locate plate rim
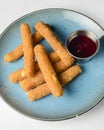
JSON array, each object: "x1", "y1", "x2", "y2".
[{"x1": 0, "y1": 8, "x2": 104, "y2": 121}]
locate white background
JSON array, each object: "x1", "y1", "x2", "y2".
[{"x1": 0, "y1": 0, "x2": 104, "y2": 130}]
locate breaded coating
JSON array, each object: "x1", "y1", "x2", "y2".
[
  {"x1": 34, "y1": 44, "x2": 63, "y2": 97},
  {"x1": 20, "y1": 23, "x2": 35, "y2": 77},
  {"x1": 35, "y1": 21, "x2": 74, "y2": 67}
]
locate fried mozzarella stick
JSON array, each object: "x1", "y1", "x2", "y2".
[
  {"x1": 35, "y1": 21, "x2": 74, "y2": 66},
  {"x1": 4, "y1": 31, "x2": 43, "y2": 62},
  {"x1": 27, "y1": 65, "x2": 82, "y2": 101},
  {"x1": 35, "y1": 44, "x2": 63, "y2": 97},
  {"x1": 48, "y1": 51, "x2": 60, "y2": 63},
  {"x1": 20, "y1": 23, "x2": 35, "y2": 77}
]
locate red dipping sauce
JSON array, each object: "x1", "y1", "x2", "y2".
[{"x1": 68, "y1": 36, "x2": 97, "y2": 58}]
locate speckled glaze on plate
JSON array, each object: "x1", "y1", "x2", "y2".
[{"x1": 0, "y1": 8, "x2": 104, "y2": 121}]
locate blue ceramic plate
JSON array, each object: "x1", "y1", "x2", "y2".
[{"x1": 0, "y1": 8, "x2": 104, "y2": 121}]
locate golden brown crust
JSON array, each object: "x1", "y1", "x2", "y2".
[
  {"x1": 34, "y1": 44, "x2": 63, "y2": 97},
  {"x1": 20, "y1": 71, "x2": 45, "y2": 91},
  {"x1": 35, "y1": 21, "x2": 75, "y2": 67},
  {"x1": 32, "y1": 31, "x2": 43, "y2": 43},
  {"x1": 48, "y1": 51, "x2": 60, "y2": 63},
  {"x1": 9, "y1": 68, "x2": 23, "y2": 83},
  {"x1": 4, "y1": 44, "x2": 23, "y2": 62},
  {"x1": 27, "y1": 83, "x2": 50, "y2": 101},
  {"x1": 20, "y1": 23, "x2": 35, "y2": 77},
  {"x1": 58, "y1": 65, "x2": 82, "y2": 85}
]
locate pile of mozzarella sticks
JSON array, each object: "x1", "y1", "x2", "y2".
[{"x1": 4, "y1": 21, "x2": 82, "y2": 101}]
